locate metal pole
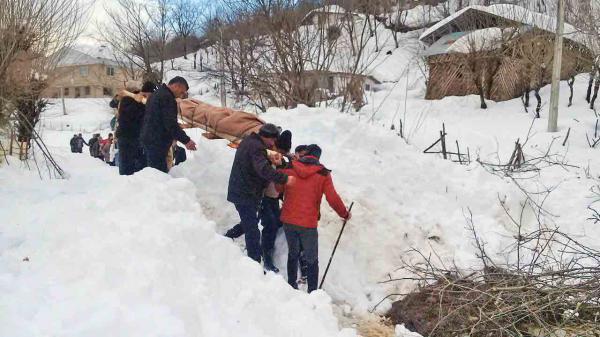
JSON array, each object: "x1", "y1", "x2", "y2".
[
  {"x1": 219, "y1": 24, "x2": 227, "y2": 108},
  {"x1": 548, "y1": 0, "x2": 565, "y2": 132}
]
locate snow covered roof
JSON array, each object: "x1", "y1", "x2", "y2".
[
  {"x1": 419, "y1": 4, "x2": 586, "y2": 47},
  {"x1": 57, "y1": 45, "x2": 121, "y2": 67},
  {"x1": 423, "y1": 27, "x2": 516, "y2": 56},
  {"x1": 311, "y1": 5, "x2": 346, "y2": 15}
]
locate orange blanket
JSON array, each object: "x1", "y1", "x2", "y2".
[{"x1": 178, "y1": 99, "x2": 265, "y2": 143}]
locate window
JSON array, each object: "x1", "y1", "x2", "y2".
[
  {"x1": 106, "y1": 66, "x2": 115, "y2": 76},
  {"x1": 79, "y1": 66, "x2": 89, "y2": 77},
  {"x1": 365, "y1": 84, "x2": 371, "y2": 91},
  {"x1": 75, "y1": 87, "x2": 81, "y2": 98},
  {"x1": 328, "y1": 76, "x2": 334, "y2": 92},
  {"x1": 103, "y1": 87, "x2": 113, "y2": 96},
  {"x1": 64, "y1": 87, "x2": 69, "y2": 96},
  {"x1": 84, "y1": 86, "x2": 91, "y2": 96}
]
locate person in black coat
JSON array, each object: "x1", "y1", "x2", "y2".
[
  {"x1": 69, "y1": 134, "x2": 77, "y2": 153},
  {"x1": 140, "y1": 76, "x2": 197, "y2": 173},
  {"x1": 74, "y1": 133, "x2": 87, "y2": 153},
  {"x1": 117, "y1": 81, "x2": 156, "y2": 175},
  {"x1": 226, "y1": 124, "x2": 288, "y2": 264}
]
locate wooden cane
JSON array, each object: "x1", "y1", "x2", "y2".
[{"x1": 319, "y1": 201, "x2": 355, "y2": 290}]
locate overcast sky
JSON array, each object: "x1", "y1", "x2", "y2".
[{"x1": 79, "y1": 0, "x2": 213, "y2": 45}]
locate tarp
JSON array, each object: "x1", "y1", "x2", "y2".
[{"x1": 177, "y1": 99, "x2": 265, "y2": 143}]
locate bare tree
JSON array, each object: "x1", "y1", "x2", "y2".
[
  {"x1": 1, "y1": 0, "x2": 86, "y2": 161},
  {"x1": 170, "y1": 0, "x2": 204, "y2": 59},
  {"x1": 99, "y1": 0, "x2": 171, "y2": 83}
]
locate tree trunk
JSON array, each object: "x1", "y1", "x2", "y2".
[
  {"x1": 591, "y1": 79, "x2": 600, "y2": 110},
  {"x1": 523, "y1": 88, "x2": 530, "y2": 108},
  {"x1": 568, "y1": 76, "x2": 575, "y2": 107},
  {"x1": 193, "y1": 52, "x2": 197, "y2": 69},
  {"x1": 478, "y1": 84, "x2": 487, "y2": 109},
  {"x1": 183, "y1": 36, "x2": 188, "y2": 59},
  {"x1": 586, "y1": 72, "x2": 594, "y2": 102},
  {"x1": 535, "y1": 88, "x2": 542, "y2": 118}
]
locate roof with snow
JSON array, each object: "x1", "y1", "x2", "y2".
[
  {"x1": 56, "y1": 45, "x2": 121, "y2": 67},
  {"x1": 423, "y1": 27, "x2": 520, "y2": 56},
  {"x1": 311, "y1": 5, "x2": 346, "y2": 15},
  {"x1": 419, "y1": 4, "x2": 586, "y2": 47}
]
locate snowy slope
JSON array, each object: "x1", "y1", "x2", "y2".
[
  {"x1": 0, "y1": 139, "x2": 356, "y2": 337},
  {"x1": 162, "y1": 30, "x2": 600, "y2": 317}
]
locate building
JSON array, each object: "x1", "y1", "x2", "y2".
[
  {"x1": 44, "y1": 45, "x2": 134, "y2": 99},
  {"x1": 301, "y1": 5, "x2": 356, "y2": 27},
  {"x1": 419, "y1": 4, "x2": 591, "y2": 102}
]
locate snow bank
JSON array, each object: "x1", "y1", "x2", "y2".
[
  {"x1": 40, "y1": 98, "x2": 114, "y2": 133},
  {"x1": 0, "y1": 152, "x2": 355, "y2": 337}
]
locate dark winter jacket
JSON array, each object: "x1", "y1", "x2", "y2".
[
  {"x1": 74, "y1": 135, "x2": 86, "y2": 150},
  {"x1": 140, "y1": 84, "x2": 190, "y2": 148},
  {"x1": 69, "y1": 136, "x2": 77, "y2": 152},
  {"x1": 88, "y1": 137, "x2": 98, "y2": 156},
  {"x1": 227, "y1": 133, "x2": 288, "y2": 206},
  {"x1": 277, "y1": 156, "x2": 348, "y2": 229},
  {"x1": 116, "y1": 96, "x2": 145, "y2": 139}
]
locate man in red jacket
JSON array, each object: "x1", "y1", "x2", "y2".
[{"x1": 277, "y1": 144, "x2": 350, "y2": 292}]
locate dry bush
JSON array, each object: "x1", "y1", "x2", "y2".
[{"x1": 385, "y1": 211, "x2": 600, "y2": 337}]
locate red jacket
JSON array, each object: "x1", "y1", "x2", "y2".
[{"x1": 278, "y1": 157, "x2": 348, "y2": 228}]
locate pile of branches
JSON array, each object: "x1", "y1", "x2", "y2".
[{"x1": 387, "y1": 222, "x2": 600, "y2": 337}]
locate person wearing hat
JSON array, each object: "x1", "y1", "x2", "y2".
[
  {"x1": 226, "y1": 123, "x2": 289, "y2": 264},
  {"x1": 117, "y1": 81, "x2": 157, "y2": 175},
  {"x1": 141, "y1": 76, "x2": 197, "y2": 173},
  {"x1": 276, "y1": 144, "x2": 351, "y2": 293}
]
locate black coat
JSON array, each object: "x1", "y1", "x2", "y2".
[
  {"x1": 227, "y1": 133, "x2": 288, "y2": 206},
  {"x1": 117, "y1": 97, "x2": 145, "y2": 139},
  {"x1": 74, "y1": 135, "x2": 86, "y2": 149},
  {"x1": 140, "y1": 84, "x2": 190, "y2": 148}
]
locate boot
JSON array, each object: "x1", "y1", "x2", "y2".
[
  {"x1": 224, "y1": 224, "x2": 244, "y2": 239},
  {"x1": 263, "y1": 249, "x2": 279, "y2": 273}
]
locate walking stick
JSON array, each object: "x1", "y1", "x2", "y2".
[{"x1": 319, "y1": 201, "x2": 354, "y2": 289}]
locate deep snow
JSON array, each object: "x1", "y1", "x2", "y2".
[
  {"x1": 0, "y1": 148, "x2": 357, "y2": 337},
  {"x1": 4, "y1": 6, "x2": 600, "y2": 334}
]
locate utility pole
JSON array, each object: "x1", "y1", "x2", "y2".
[
  {"x1": 548, "y1": 0, "x2": 565, "y2": 132},
  {"x1": 219, "y1": 22, "x2": 226, "y2": 108}
]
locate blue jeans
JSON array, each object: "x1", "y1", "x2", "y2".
[
  {"x1": 235, "y1": 203, "x2": 261, "y2": 263},
  {"x1": 284, "y1": 223, "x2": 319, "y2": 292}
]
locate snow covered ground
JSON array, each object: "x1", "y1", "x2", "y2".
[
  {"x1": 0, "y1": 130, "x2": 357, "y2": 337},
  {"x1": 3, "y1": 12, "x2": 600, "y2": 335}
]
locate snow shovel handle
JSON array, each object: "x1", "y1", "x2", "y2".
[{"x1": 319, "y1": 201, "x2": 355, "y2": 290}]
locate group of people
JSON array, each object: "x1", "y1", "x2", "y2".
[
  {"x1": 79, "y1": 75, "x2": 351, "y2": 293},
  {"x1": 113, "y1": 77, "x2": 194, "y2": 175},
  {"x1": 71, "y1": 78, "x2": 191, "y2": 174},
  {"x1": 223, "y1": 123, "x2": 351, "y2": 293},
  {"x1": 70, "y1": 132, "x2": 116, "y2": 165}
]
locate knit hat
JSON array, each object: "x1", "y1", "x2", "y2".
[
  {"x1": 258, "y1": 123, "x2": 280, "y2": 139},
  {"x1": 276, "y1": 130, "x2": 292, "y2": 152},
  {"x1": 141, "y1": 81, "x2": 157, "y2": 93},
  {"x1": 295, "y1": 145, "x2": 308, "y2": 154},
  {"x1": 305, "y1": 144, "x2": 322, "y2": 159}
]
